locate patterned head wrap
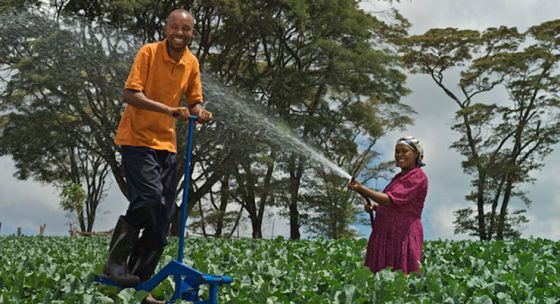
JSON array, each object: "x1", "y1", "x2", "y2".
[{"x1": 396, "y1": 136, "x2": 425, "y2": 167}]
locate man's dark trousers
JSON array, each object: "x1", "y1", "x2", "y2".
[{"x1": 121, "y1": 145, "x2": 178, "y2": 251}]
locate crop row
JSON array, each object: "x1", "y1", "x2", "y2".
[{"x1": 0, "y1": 236, "x2": 559, "y2": 303}]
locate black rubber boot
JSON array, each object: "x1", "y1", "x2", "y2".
[
  {"x1": 130, "y1": 246, "x2": 165, "y2": 304},
  {"x1": 103, "y1": 216, "x2": 140, "y2": 287},
  {"x1": 128, "y1": 245, "x2": 164, "y2": 282}
]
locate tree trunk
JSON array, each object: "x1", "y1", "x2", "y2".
[
  {"x1": 288, "y1": 154, "x2": 304, "y2": 240},
  {"x1": 257, "y1": 151, "x2": 275, "y2": 238},
  {"x1": 235, "y1": 150, "x2": 275, "y2": 239},
  {"x1": 198, "y1": 199, "x2": 207, "y2": 237},
  {"x1": 78, "y1": 208, "x2": 86, "y2": 232},
  {"x1": 215, "y1": 175, "x2": 230, "y2": 237},
  {"x1": 475, "y1": 178, "x2": 487, "y2": 240},
  {"x1": 289, "y1": 200, "x2": 300, "y2": 240},
  {"x1": 39, "y1": 224, "x2": 46, "y2": 236},
  {"x1": 488, "y1": 176, "x2": 506, "y2": 239},
  {"x1": 236, "y1": 158, "x2": 260, "y2": 239},
  {"x1": 497, "y1": 175, "x2": 514, "y2": 240},
  {"x1": 251, "y1": 220, "x2": 263, "y2": 239},
  {"x1": 226, "y1": 207, "x2": 243, "y2": 238}
]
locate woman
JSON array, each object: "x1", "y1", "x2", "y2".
[{"x1": 348, "y1": 136, "x2": 428, "y2": 274}]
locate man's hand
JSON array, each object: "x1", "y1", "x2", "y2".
[
  {"x1": 169, "y1": 106, "x2": 190, "y2": 121},
  {"x1": 169, "y1": 105, "x2": 212, "y2": 123},
  {"x1": 188, "y1": 102, "x2": 213, "y2": 124},
  {"x1": 196, "y1": 108, "x2": 213, "y2": 123}
]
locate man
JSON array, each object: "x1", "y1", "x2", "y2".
[{"x1": 102, "y1": 8, "x2": 212, "y2": 302}]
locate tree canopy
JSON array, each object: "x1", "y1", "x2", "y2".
[
  {"x1": 400, "y1": 21, "x2": 560, "y2": 240},
  {"x1": 1, "y1": 0, "x2": 412, "y2": 238}
]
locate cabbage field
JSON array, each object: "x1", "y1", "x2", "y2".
[{"x1": 0, "y1": 236, "x2": 559, "y2": 303}]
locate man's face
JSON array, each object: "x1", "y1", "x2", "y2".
[{"x1": 165, "y1": 12, "x2": 194, "y2": 51}]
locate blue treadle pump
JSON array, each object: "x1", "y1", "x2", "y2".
[{"x1": 95, "y1": 115, "x2": 233, "y2": 303}]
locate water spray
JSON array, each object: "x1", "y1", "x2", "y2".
[{"x1": 202, "y1": 74, "x2": 353, "y2": 180}]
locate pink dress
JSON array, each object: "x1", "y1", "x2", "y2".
[{"x1": 365, "y1": 167, "x2": 428, "y2": 274}]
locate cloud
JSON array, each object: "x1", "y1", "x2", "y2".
[
  {"x1": 0, "y1": 156, "x2": 128, "y2": 235},
  {"x1": 517, "y1": 151, "x2": 560, "y2": 240},
  {"x1": 0, "y1": 156, "x2": 64, "y2": 235},
  {"x1": 391, "y1": 0, "x2": 559, "y2": 34}
]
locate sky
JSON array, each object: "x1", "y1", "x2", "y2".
[{"x1": 1, "y1": 0, "x2": 559, "y2": 240}]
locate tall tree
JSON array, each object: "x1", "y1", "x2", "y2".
[
  {"x1": 0, "y1": 0, "x2": 40, "y2": 12},
  {"x1": 0, "y1": 10, "x2": 134, "y2": 231},
  {"x1": 2, "y1": 0, "x2": 413, "y2": 239},
  {"x1": 400, "y1": 21, "x2": 560, "y2": 240},
  {"x1": 197, "y1": 0, "x2": 411, "y2": 239}
]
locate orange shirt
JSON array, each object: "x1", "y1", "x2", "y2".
[{"x1": 114, "y1": 39, "x2": 202, "y2": 153}]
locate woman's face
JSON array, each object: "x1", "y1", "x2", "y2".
[{"x1": 394, "y1": 144, "x2": 418, "y2": 171}]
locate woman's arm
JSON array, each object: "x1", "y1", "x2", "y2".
[{"x1": 348, "y1": 180, "x2": 392, "y2": 206}]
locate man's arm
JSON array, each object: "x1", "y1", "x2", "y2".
[{"x1": 122, "y1": 89, "x2": 191, "y2": 119}]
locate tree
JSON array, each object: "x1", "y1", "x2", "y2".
[
  {"x1": 194, "y1": 0, "x2": 411, "y2": 239},
  {"x1": 60, "y1": 183, "x2": 86, "y2": 228},
  {"x1": 0, "y1": 9, "x2": 135, "y2": 232},
  {"x1": 0, "y1": 0, "x2": 40, "y2": 12},
  {"x1": 400, "y1": 21, "x2": 560, "y2": 240},
  {"x1": 302, "y1": 171, "x2": 359, "y2": 239},
  {"x1": 79, "y1": 0, "x2": 413, "y2": 239},
  {"x1": 2, "y1": 0, "x2": 413, "y2": 239}
]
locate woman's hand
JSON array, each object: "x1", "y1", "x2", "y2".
[
  {"x1": 364, "y1": 202, "x2": 378, "y2": 213},
  {"x1": 347, "y1": 178, "x2": 362, "y2": 191}
]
